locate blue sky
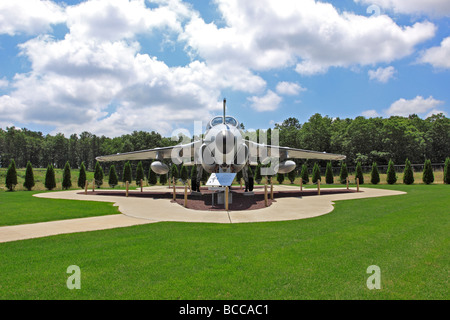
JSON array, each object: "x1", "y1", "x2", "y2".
[{"x1": 0, "y1": 0, "x2": 449, "y2": 137}]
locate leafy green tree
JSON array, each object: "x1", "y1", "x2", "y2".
[
  {"x1": 444, "y1": 157, "x2": 450, "y2": 184},
  {"x1": 135, "y1": 161, "x2": 145, "y2": 185},
  {"x1": 148, "y1": 166, "x2": 157, "y2": 185},
  {"x1": 422, "y1": 159, "x2": 434, "y2": 184},
  {"x1": 300, "y1": 164, "x2": 309, "y2": 184},
  {"x1": 403, "y1": 159, "x2": 414, "y2": 185},
  {"x1": 44, "y1": 164, "x2": 56, "y2": 190},
  {"x1": 339, "y1": 162, "x2": 348, "y2": 184},
  {"x1": 94, "y1": 161, "x2": 103, "y2": 188},
  {"x1": 355, "y1": 161, "x2": 364, "y2": 184},
  {"x1": 5, "y1": 159, "x2": 18, "y2": 191},
  {"x1": 123, "y1": 161, "x2": 132, "y2": 184},
  {"x1": 77, "y1": 162, "x2": 87, "y2": 188},
  {"x1": 159, "y1": 173, "x2": 167, "y2": 185},
  {"x1": 23, "y1": 161, "x2": 35, "y2": 191},
  {"x1": 311, "y1": 163, "x2": 321, "y2": 183},
  {"x1": 386, "y1": 160, "x2": 397, "y2": 185},
  {"x1": 287, "y1": 167, "x2": 296, "y2": 184},
  {"x1": 325, "y1": 162, "x2": 334, "y2": 184},
  {"x1": 276, "y1": 173, "x2": 285, "y2": 184},
  {"x1": 370, "y1": 162, "x2": 380, "y2": 185},
  {"x1": 108, "y1": 165, "x2": 118, "y2": 188},
  {"x1": 62, "y1": 161, "x2": 72, "y2": 190}
]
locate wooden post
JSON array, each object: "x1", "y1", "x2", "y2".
[
  {"x1": 300, "y1": 178, "x2": 303, "y2": 191},
  {"x1": 346, "y1": 176, "x2": 349, "y2": 190},
  {"x1": 317, "y1": 179, "x2": 321, "y2": 195},
  {"x1": 356, "y1": 177, "x2": 360, "y2": 192},
  {"x1": 173, "y1": 177, "x2": 176, "y2": 201},
  {"x1": 270, "y1": 180, "x2": 274, "y2": 200},
  {"x1": 126, "y1": 181, "x2": 129, "y2": 197},
  {"x1": 184, "y1": 184, "x2": 188, "y2": 207},
  {"x1": 225, "y1": 186, "x2": 229, "y2": 211},
  {"x1": 140, "y1": 179, "x2": 143, "y2": 192},
  {"x1": 264, "y1": 183, "x2": 268, "y2": 207},
  {"x1": 92, "y1": 179, "x2": 95, "y2": 192},
  {"x1": 84, "y1": 180, "x2": 88, "y2": 195}
]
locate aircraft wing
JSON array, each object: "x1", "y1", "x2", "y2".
[
  {"x1": 96, "y1": 142, "x2": 197, "y2": 162},
  {"x1": 245, "y1": 140, "x2": 346, "y2": 162}
]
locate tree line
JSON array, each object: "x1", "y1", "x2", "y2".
[{"x1": 1, "y1": 112, "x2": 449, "y2": 171}]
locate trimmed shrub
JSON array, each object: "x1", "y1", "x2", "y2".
[
  {"x1": 370, "y1": 162, "x2": 380, "y2": 185},
  {"x1": 23, "y1": 161, "x2": 35, "y2": 191},
  {"x1": 339, "y1": 162, "x2": 348, "y2": 184},
  {"x1": 5, "y1": 159, "x2": 18, "y2": 191},
  {"x1": 94, "y1": 161, "x2": 103, "y2": 188},
  {"x1": 45, "y1": 164, "x2": 56, "y2": 191},
  {"x1": 108, "y1": 165, "x2": 118, "y2": 188},
  {"x1": 135, "y1": 161, "x2": 145, "y2": 185},
  {"x1": 300, "y1": 164, "x2": 309, "y2": 184},
  {"x1": 62, "y1": 161, "x2": 72, "y2": 190},
  {"x1": 355, "y1": 161, "x2": 364, "y2": 184},
  {"x1": 287, "y1": 167, "x2": 296, "y2": 184},
  {"x1": 444, "y1": 157, "x2": 450, "y2": 184},
  {"x1": 325, "y1": 162, "x2": 334, "y2": 184},
  {"x1": 77, "y1": 162, "x2": 87, "y2": 188},
  {"x1": 170, "y1": 164, "x2": 179, "y2": 182},
  {"x1": 311, "y1": 163, "x2": 321, "y2": 184},
  {"x1": 422, "y1": 159, "x2": 434, "y2": 185},
  {"x1": 255, "y1": 164, "x2": 262, "y2": 183},
  {"x1": 403, "y1": 159, "x2": 414, "y2": 185},
  {"x1": 123, "y1": 161, "x2": 132, "y2": 184},
  {"x1": 386, "y1": 160, "x2": 397, "y2": 185}
]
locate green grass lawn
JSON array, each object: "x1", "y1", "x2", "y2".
[
  {"x1": 0, "y1": 185, "x2": 448, "y2": 299},
  {"x1": 0, "y1": 191, "x2": 120, "y2": 226}
]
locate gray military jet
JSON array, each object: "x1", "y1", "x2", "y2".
[{"x1": 96, "y1": 99, "x2": 346, "y2": 192}]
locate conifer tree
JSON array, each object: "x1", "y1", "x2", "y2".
[
  {"x1": 422, "y1": 159, "x2": 434, "y2": 185},
  {"x1": 276, "y1": 173, "x2": 285, "y2": 184},
  {"x1": 5, "y1": 159, "x2": 18, "y2": 191},
  {"x1": 77, "y1": 162, "x2": 87, "y2": 189},
  {"x1": 108, "y1": 165, "x2": 118, "y2": 188},
  {"x1": 190, "y1": 165, "x2": 198, "y2": 190},
  {"x1": 386, "y1": 159, "x2": 397, "y2": 185},
  {"x1": 62, "y1": 161, "x2": 72, "y2": 190},
  {"x1": 355, "y1": 161, "x2": 364, "y2": 184},
  {"x1": 443, "y1": 157, "x2": 450, "y2": 184},
  {"x1": 300, "y1": 163, "x2": 309, "y2": 184},
  {"x1": 94, "y1": 161, "x2": 103, "y2": 188},
  {"x1": 135, "y1": 161, "x2": 144, "y2": 185},
  {"x1": 236, "y1": 169, "x2": 243, "y2": 185},
  {"x1": 254, "y1": 164, "x2": 262, "y2": 183},
  {"x1": 123, "y1": 161, "x2": 132, "y2": 184},
  {"x1": 403, "y1": 159, "x2": 414, "y2": 185},
  {"x1": 312, "y1": 162, "x2": 321, "y2": 184},
  {"x1": 325, "y1": 161, "x2": 334, "y2": 184},
  {"x1": 370, "y1": 162, "x2": 380, "y2": 185},
  {"x1": 339, "y1": 162, "x2": 348, "y2": 184},
  {"x1": 148, "y1": 166, "x2": 157, "y2": 185},
  {"x1": 180, "y1": 165, "x2": 188, "y2": 184},
  {"x1": 159, "y1": 173, "x2": 167, "y2": 185},
  {"x1": 201, "y1": 167, "x2": 209, "y2": 185},
  {"x1": 287, "y1": 167, "x2": 296, "y2": 184},
  {"x1": 23, "y1": 161, "x2": 35, "y2": 191},
  {"x1": 45, "y1": 164, "x2": 56, "y2": 190},
  {"x1": 170, "y1": 163, "x2": 179, "y2": 182}
]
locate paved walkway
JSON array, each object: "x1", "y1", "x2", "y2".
[{"x1": 0, "y1": 186, "x2": 405, "y2": 243}]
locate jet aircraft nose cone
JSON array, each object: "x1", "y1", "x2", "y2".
[{"x1": 215, "y1": 127, "x2": 235, "y2": 155}]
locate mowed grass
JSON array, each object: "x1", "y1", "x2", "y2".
[
  {"x1": 0, "y1": 191, "x2": 120, "y2": 226},
  {"x1": 0, "y1": 184, "x2": 448, "y2": 299}
]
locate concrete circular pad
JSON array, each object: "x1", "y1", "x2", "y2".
[{"x1": 34, "y1": 185, "x2": 406, "y2": 224}]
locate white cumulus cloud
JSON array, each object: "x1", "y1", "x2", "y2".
[
  {"x1": 248, "y1": 90, "x2": 282, "y2": 112},
  {"x1": 419, "y1": 37, "x2": 450, "y2": 69},
  {"x1": 368, "y1": 66, "x2": 397, "y2": 83},
  {"x1": 275, "y1": 82, "x2": 306, "y2": 96},
  {"x1": 386, "y1": 96, "x2": 445, "y2": 117},
  {"x1": 354, "y1": 0, "x2": 450, "y2": 17}
]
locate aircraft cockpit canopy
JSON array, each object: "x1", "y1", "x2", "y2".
[{"x1": 206, "y1": 116, "x2": 239, "y2": 130}]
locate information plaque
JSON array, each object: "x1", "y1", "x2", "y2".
[{"x1": 206, "y1": 173, "x2": 236, "y2": 187}]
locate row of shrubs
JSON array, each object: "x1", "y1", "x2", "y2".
[{"x1": 4, "y1": 158, "x2": 450, "y2": 191}]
